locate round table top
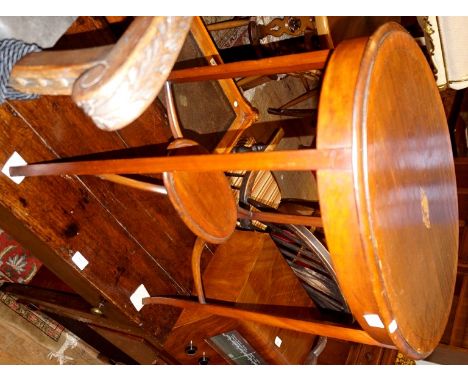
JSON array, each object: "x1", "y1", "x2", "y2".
[
  {"x1": 163, "y1": 139, "x2": 237, "y2": 244},
  {"x1": 316, "y1": 22, "x2": 459, "y2": 359}
]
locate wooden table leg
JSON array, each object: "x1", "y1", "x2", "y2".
[
  {"x1": 143, "y1": 296, "x2": 391, "y2": 348},
  {"x1": 10, "y1": 148, "x2": 351, "y2": 177}
]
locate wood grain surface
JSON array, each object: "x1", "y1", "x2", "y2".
[
  {"x1": 155, "y1": 231, "x2": 320, "y2": 364},
  {"x1": 10, "y1": 147, "x2": 351, "y2": 177},
  {"x1": 317, "y1": 22, "x2": 458, "y2": 359},
  {"x1": 168, "y1": 49, "x2": 330, "y2": 82},
  {"x1": 163, "y1": 139, "x2": 237, "y2": 244},
  {"x1": 0, "y1": 18, "x2": 195, "y2": 347}
]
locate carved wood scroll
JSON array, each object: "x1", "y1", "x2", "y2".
[
  {"x1": 10, "y1": 17, "x2": 192, "y2": 131},
  {"x1": 72, "y1": 16, "x2": 192, "y2": 131}
]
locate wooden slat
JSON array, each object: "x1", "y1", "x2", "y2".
[
  {"x1": 168, "y1": 50, "x2": 331, "y2": 82},
  {"x1": 144, "y1": 296, "x2": 387, "y2": 348},
  {"x1": 10, "y1": 148, "x2": 352, "y2": 177},
  {"x1": 206, "y1": 19, "x2": 250, "y2": 31},
  {"x1": 97, "y1": 174, "x2": 167, "y2": 195},
  {"x1": 2, "y1": 283, "x2": 141, "y2": 335}
]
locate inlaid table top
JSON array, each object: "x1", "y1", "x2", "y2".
[{"x1": 316, "y1": 22, "x2": 459, "y2": 359}]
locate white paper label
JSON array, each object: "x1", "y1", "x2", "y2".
[
  {"x1": 274, "y1": 336, "x2": 282, "y2": 348},
  {"x1": 1, "y1": 152, "x2": 27, "y2": 184},
  {"x1": 388, "y1": 320, "x2": 398, "y2": 333},
  {"x1": 363, "y1": 313, "x2": 385, "y2": 328},
  {"x1": 71, "y1": 251, "x2": 88, "y2": 270},
  {"x1": 130, "y1": 284, "x2": 150, "y2": 312}
]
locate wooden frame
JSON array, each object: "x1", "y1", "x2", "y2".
[{"x1": 188, "y1": 17, "x2": 258, "y2": 153}]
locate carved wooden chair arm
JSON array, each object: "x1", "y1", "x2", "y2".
[{"x1": 9, "y1": 16, "x2": 193, "y2": 131}]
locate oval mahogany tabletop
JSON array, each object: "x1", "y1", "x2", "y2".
[{"x1": 317, "y1": 22, "x2": 459, "y2": 359}]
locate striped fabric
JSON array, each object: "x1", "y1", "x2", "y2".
[{"x1": 0, "y1": 39, "x2": 41, "y2": 103}]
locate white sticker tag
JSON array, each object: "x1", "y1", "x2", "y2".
[
  {"x1": 363, "y1": 313, "x2": 385, "y2": 328},
  {"x1": 130, "y1": 284, "x2": 150, "y2": 312},
  {"x1": 274, "y1": 336, "x2": 282, "y2": 348},
  {"x1": 1, "y1": 152, "x2": 27, "y2": 184},
  {"x1": 71, "y1": 251, "x2": 89, "y2": 270},
  {"x1": 388, "y1": 320, "x2": 398, "y2": 334}
]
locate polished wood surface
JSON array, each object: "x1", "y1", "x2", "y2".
[
  {"x1": 191, "y1": 237, "x2": 206, "y2": 304},
  {"x1": 147, "y1": 296, "x2": 384, "y2": 347},
  {"x1": 157, "y1": 231, "x2": 319, "y2": 364},
  {"x1": 10, "y1": 147, "x2": 351, "y2": 177},
  {"x1": 317, "y1": 22, "x2": 458, "y2": 359},
  {"x1": 168, "y1": 49, "x2": 330, "y2": 83},
  {"x1": 163, "y1": 139, "x2": 237, "y2": 244}
]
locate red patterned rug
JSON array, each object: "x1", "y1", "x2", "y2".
[
  {"x1": 0, "y1": 228, "x2": 42, "y2": 284},
  {"x1": 0, "y1": 228, "x2": 64, "y2": 341}
]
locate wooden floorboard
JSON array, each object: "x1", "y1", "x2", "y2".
[{"x1": 0, "y1": 17, "x2": 199, "y2": 345}]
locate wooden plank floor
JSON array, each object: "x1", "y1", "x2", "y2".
[{"x1": 0, "y1": 17, "x2": 200, "y2": 345}]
